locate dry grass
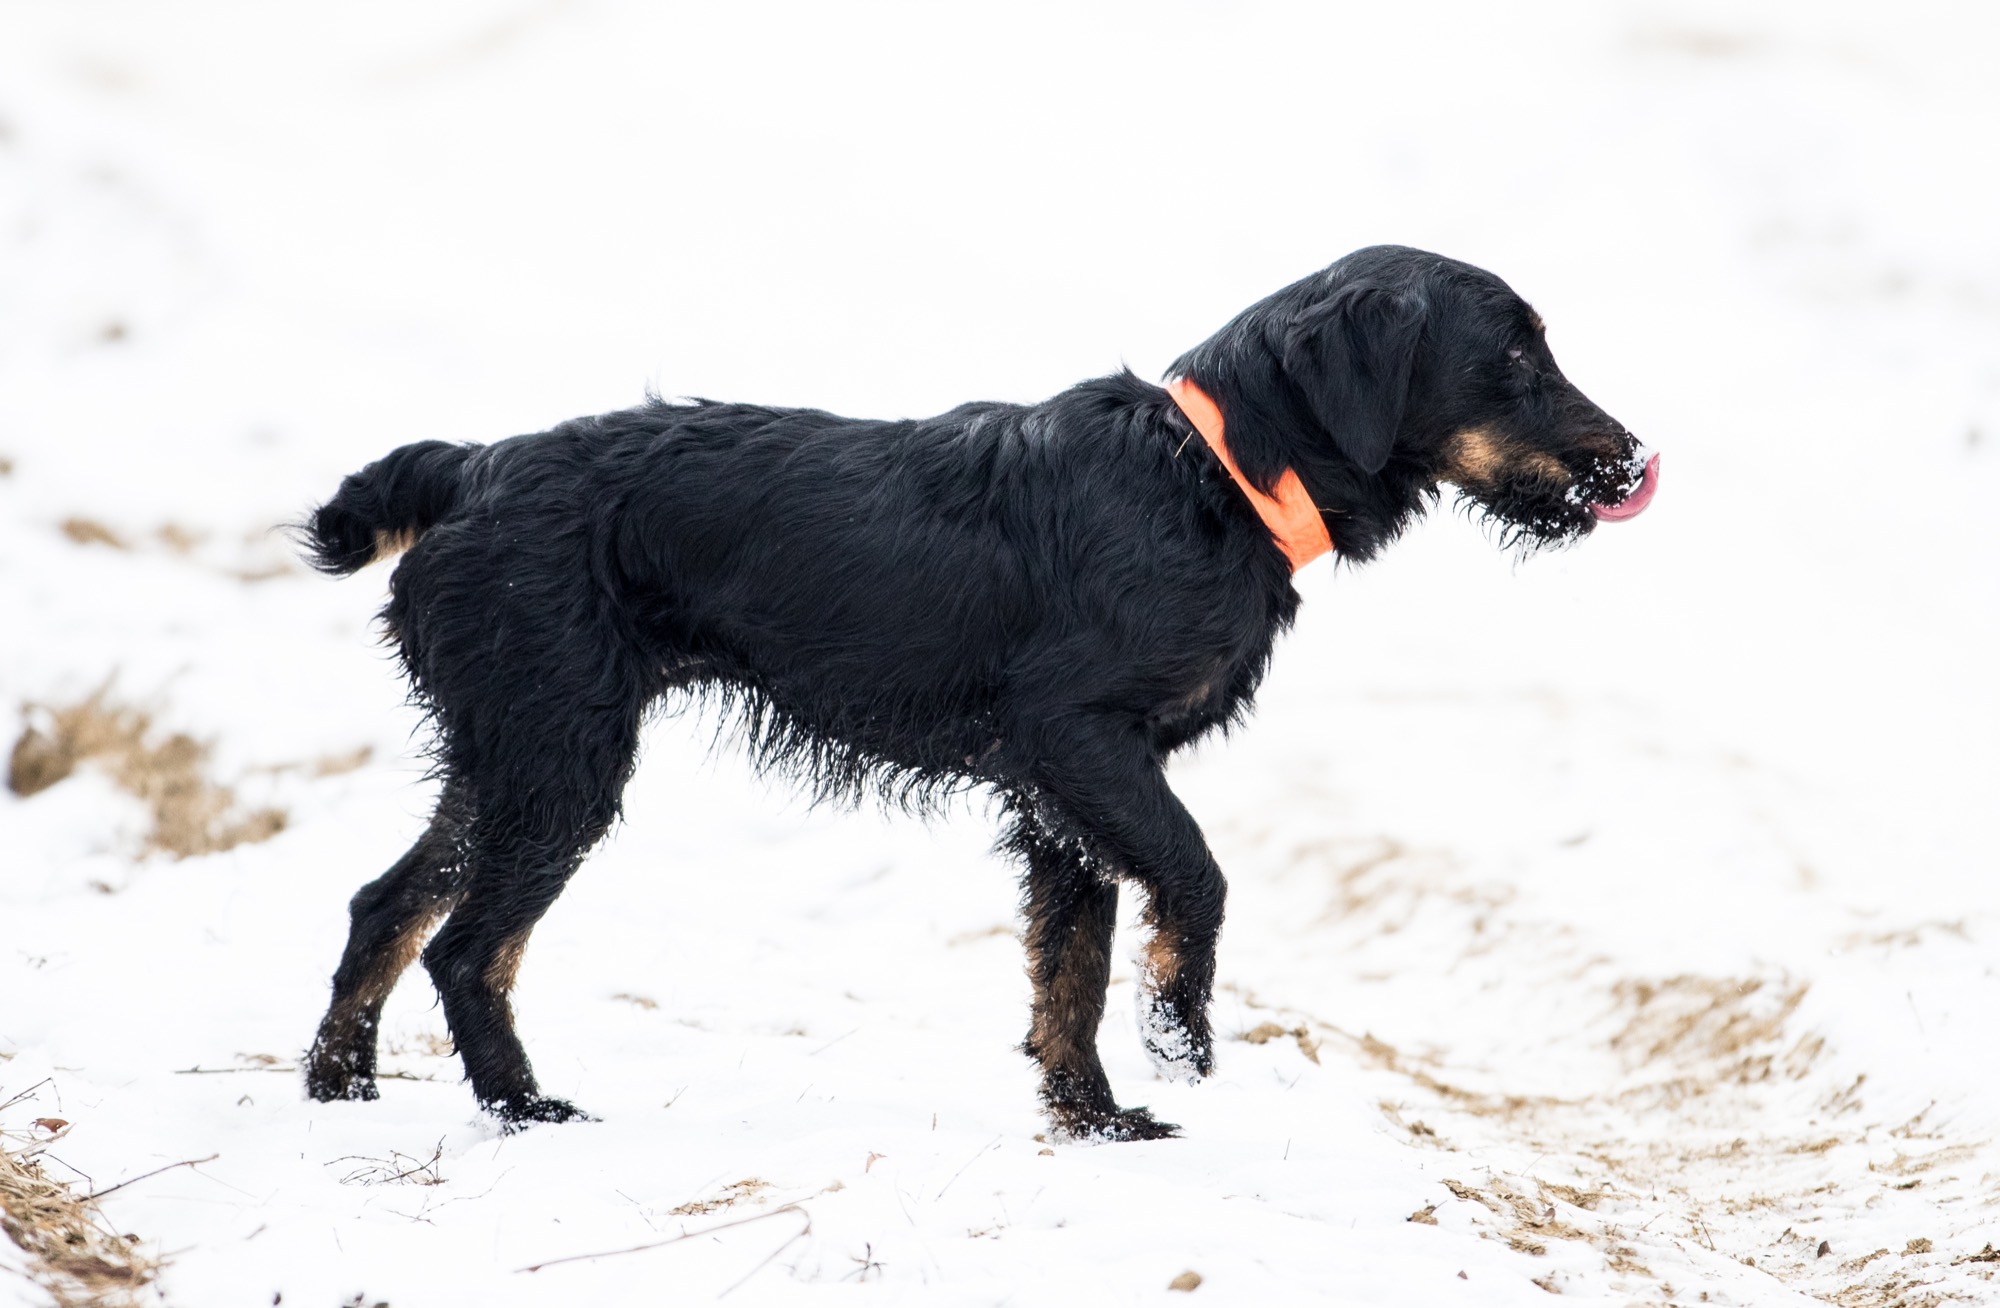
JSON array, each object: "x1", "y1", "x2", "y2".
[
  {"x1": 384, "y1": 1031, "x2": 455, "y2": 1059},
  {"x1": 670, "y1": 1178, "x2": 771, "y2": 1217},
  {"x1": 52, "y1": 514, "x2": 297, "y2": 583},
  {"x1": 57, "y1": 518, "x2": 127, "y2": 550},
  {"x1": 326, "y1": 1141, "x2": 446, "y2": 1188},
  {"x1": 7, "y1": 688, "x2": 287, "y2": 859},
  {"x1": 0, "y1": 1125, "x2": 157, "y2": 1308},
  {"x1": 1237, "y1": 1020, "x2": 1321, "y2": 1064},
  {"x1": 152, "y1": 524, "x2": 202, "y2": 555}
]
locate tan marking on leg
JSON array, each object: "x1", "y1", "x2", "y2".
[
  {"x1": 1023, "y1": 880, "x2": 1117, "y2": 1075},
  {"x1": 352, "y1": 900, "x2": 454, "y2": 1009},
  {"x1": 1027, "y1": 928, "x2": 1108, "y2": 1062},
  {"x1": 312, "y1": 899, "x2": 452, "y2": 1090},
  {"x1": 1139, "y1": 914, "x2": 1184, "y2": 989},
  {"x1": 484, "y1": 929, "x2": 532, "y2": 995},
  {"x1": 1163, "y1": 655, "x2": 1232, "y2": 720},
  {"x1": 1168, "y1": 679, "x2": 1217, "y2": 718}
]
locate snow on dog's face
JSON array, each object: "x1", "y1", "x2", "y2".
[{"x1": 1411, "y1": 261, "x2": 1656, "y2": 550}]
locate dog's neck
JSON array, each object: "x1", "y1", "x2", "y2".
[{"x1": 1165, "y1": 378, "x2": 1333, "y2": 571}]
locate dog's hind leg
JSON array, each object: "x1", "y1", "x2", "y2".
[
  {"x1": 1008, "y1": 798, "x2": 1178, "y2": 1142},
  {"x1": 1033, "y1": 723, "x2": 1225, "y2": 1092},
  {"x1": 419, "y1": 697, "x2": 644, "y2": 1129},
  {"x1": 304, "y1": 784, "x2": 472, "y2": 1102}
]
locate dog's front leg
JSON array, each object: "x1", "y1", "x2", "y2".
[
  {"x1": 1008, "y1": 800, "x2": 1178, "y2": 1142},
  {"x1": 1127, "y1": 842, "x2": 1224, "y2": 1086},
  {"x1": 1035, "y1": 729, "x2": 1225, "y2": 1092}
]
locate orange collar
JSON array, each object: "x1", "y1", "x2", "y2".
[{"x1": 1165, "y1": 378, "x2": 1333, "y2": 571}]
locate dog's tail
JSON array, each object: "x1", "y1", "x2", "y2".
[{"x1": 300, "y1": 440, "x2": 478, "y2": 575}]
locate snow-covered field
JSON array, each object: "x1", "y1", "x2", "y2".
[{"x1": 4, "y1": 2, "x2": 1998, "y2": 1304}]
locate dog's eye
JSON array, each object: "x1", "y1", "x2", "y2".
[{"x1": 1506, "y1": 347, "x2": 1525, "y2": 363}]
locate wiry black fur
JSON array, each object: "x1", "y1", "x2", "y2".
[{"x1": 300, "y1": 245, "x2": 1647, "y2": 1137}]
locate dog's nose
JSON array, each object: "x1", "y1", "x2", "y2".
[{"x1": 1589, "y1": 451, "x2": 1659, "y2": 522}]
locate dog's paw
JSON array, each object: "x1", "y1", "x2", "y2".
[
  {"x1": 488, "y1": 1094, "x2": 598, "y2": 1131},
  {"x1": 305, "y1": 1074, "x2": 381, "y2": 1103},
  {"x1": 1050, "y1": 1104, "x2": 1181, "y2": 1144},
  {"x1": 1136, "y1": 988, "x2": 1214, "y2": 1085},
  {"x1": 304, "y1": 1049, "x2": 380, "y2": 1103}
]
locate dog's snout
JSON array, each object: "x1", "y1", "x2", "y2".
[{"x1": 1589, "y1": 451, "x2": 1659, "y2": 522}]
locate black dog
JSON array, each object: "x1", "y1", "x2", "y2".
[{"x1": 299, "y1": 245, "x2": 1656, "y2": 1139}]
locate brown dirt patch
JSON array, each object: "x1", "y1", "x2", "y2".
[
  {"x1": 153, "y1": 524, "x2": 203, "y2": 555},
  {"x1": 1442, "y1": 1176, "x2": 1599, "y2": 1255},
  {"x1": 58, "y1": 518, "x2": 128, "y2": 550},
  {"x1": 1233, "y1": 966, "x2": 1992, "y2": 1305},
  {"x1": 7, "y1": 689, "x2": 287, "y2": 859},
  {"x1": 1608, "y1": 975, "x2": 1809, "y2": 1073}
]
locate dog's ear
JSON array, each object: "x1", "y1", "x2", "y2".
[{"x1": 1281, "y1": 283, "x2": 1427, "y2": 475}]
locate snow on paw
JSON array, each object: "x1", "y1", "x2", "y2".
[
  {"x1": 489, "y1": 1094, "x2": 597, "y2": 1131},
  {"x1": 304, "y1": 1049, "x2": 380, "y2": 1103},
  {"x1": 306, "y1": 1074, "x2": 380, "y2": 1103},
  {"x1": 1136, "y1": 987, "x2": 1213, "y2": 1085},
  {"x1": 1050, "y1": 1104, "x2": 1181, "y2": 1144}
]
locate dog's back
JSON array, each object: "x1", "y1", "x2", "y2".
[{"x1": 301, "y1": 378, "x2": 1267, "y2": 799}]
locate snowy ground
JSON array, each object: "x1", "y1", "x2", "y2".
[{"x1": 4, "y1": 2, "x2": 1999, "y2": 1305}]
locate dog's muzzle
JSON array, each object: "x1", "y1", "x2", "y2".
[{"x1": 1589, "y1": 450, "x2": 1660, "y2": 522}]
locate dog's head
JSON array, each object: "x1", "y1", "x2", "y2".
[{"x1": 1169, "y1": 245, "x2": 1655, "y2": 560}]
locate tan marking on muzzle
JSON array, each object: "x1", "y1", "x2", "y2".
[
  {"x1": 1521, "y1": 451, "x2": 1568, "y2": 481},
  {"x1": 1443, "y1": 428, "x2": 1571, "y2": 488},
  {"x1": 1444, "y1": 427, "x2": 1506, "y2": 483}
]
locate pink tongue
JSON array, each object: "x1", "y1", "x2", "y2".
[{"x1": 1590, "y1": 452, "x2": 1659, "y2": 522}]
